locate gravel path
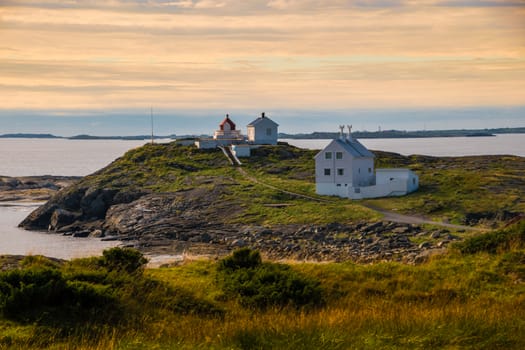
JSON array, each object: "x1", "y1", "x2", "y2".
[{"x1": 362, "y1": 203, "x2": 485, "y2": 231}]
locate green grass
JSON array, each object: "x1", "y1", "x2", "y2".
[
  {"x1": 1, "y1": 221, "x2": 524, "y2": 349},
  {"x1": 52, "y1": 142, "x2": 523, "y2": 228},
  {"x1": 364, "y1": 152, "x2": 525, "y2": 226}
]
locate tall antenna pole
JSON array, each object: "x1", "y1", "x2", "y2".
[{"x1": 150, "y1": 106, "x2": 154, "y2": 144}]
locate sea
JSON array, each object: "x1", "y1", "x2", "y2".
[{"x1": 0, "y1": 134, "x2": 523, "y2": 259}]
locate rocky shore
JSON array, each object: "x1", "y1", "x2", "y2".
[
  {"x1": 18, "y1": 186, "x2": 454, "y2": 263},
  {"x1": 0, "y1": 176, "x2": 80, "y2": 202}
]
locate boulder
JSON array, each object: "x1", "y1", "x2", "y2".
[{"x1": 49, "y1": 209, "x2": 81, "y2": 231}]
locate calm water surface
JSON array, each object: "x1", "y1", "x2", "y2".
[
  {"x1": 283, "y1": 134, "x2": 525, "y2": 157},
  {"x1": 0, "y1": 203, "x2": 119, "y2": 259},
  {"x1": 0, "y1": 138, "x2": 164, "y2": 177}
]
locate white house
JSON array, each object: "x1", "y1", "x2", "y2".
[
  {"x1": 315, "y1": 126, "x2": 419, "y2": 199},
  {"x1": 247, "y1": 112, "x2": 279, "y2": 145}
]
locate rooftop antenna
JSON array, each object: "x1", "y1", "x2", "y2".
[
  {"x1": 150, "y1": 106, "x2": 154, "y2": 144},
  {"x1": 339, "y1": 125, "x2": 345, "y2": 140},
  {"x1": 347, "y1": 124, "x2": 353, "y2": 141}
]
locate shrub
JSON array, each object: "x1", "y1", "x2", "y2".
[
  {"x1": 455, "y1": 219, "x2": 525, "y2": 254},
  {"x1": 101, "y1": 247, "x2": 148, "y2": 273},
  {"x1": 0, "y1": 266, "x2": 68, "y2": 319},
  {"x1": 218, "y1": 247, "x2": 262, "y2": 270},
  {"x1": 217, "y1": 249, "x2": 324, "y2": 309}
]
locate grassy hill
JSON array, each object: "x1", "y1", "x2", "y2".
[
  {"x1": 23, "y1": 141, "x2": 523, "y2": 229},
  {"x1": 1, "y1": 219, "x2": 524, "y2": 348}
]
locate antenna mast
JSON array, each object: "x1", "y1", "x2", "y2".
[{"x1": 150, "y1": 106, "x2": 154, "y2": 144}]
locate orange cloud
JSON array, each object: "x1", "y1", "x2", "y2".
[{"x1": 0, "y1": 1, "x2": 524, "y2": 110}]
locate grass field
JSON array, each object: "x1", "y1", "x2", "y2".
[{"x1": 1, "y1": 220, "x2": 524, "y2": 349}]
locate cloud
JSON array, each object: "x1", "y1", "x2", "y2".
[
  {"x1": 1, "y1": 0, "x2": 524, "y2": 111},
  {"x1": 433, "y1": 0, "x2": 525, "y2": 7}
]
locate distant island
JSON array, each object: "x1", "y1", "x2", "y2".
[
  {"x1": 1, "y1": 127, "x2": 524, "y2": 140},
  {"x1": 279, "y1": 127, "x2": 525, "y2": 139},
  {"x1": 0, "y1": 133, "x2": 176, "y2": 140}
]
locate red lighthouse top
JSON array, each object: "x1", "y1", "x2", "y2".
[{"x1": 219, "y1": 114, "x2": 236, "y2": 131}]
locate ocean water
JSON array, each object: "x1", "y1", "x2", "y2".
[
  {"x1": 0, "y1": 135, "x2": 523, "y2": 259},
  {"x1": 0, "y1": 138, "x2": 155, "y2": 177},
  {"x1": 283, "y1": 134, "x2": 525, "y2": 157},
  {"x1": 0, "y1": 202, "x2": 119, "y2": 259}
]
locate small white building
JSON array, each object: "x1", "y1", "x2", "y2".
[
  {"x1": 197, "y1": 114, "x2": 244, "y2": 149},
  {"x1": 231, "y1": 144, "x2": 251, "y2": 158},
  {"x1": 247, "y1": 112, "x2": 279, "y2": 145},
  {"x1": 315, "y1": 126, "x2": 419, "y2": 199},
  {"x1": 214, "y1": 115, "x2": 243, "y2": 142}
]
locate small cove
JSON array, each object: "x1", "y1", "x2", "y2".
[{"x1": 0, "y1": 202, "x2": 119, "y2": 259}]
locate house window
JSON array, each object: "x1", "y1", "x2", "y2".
[
  {"x1": 358, "y1": 168, "x2": 361, "y2": 174},
  {"x1": 413, "y1": 178, "x2": 416, "y2": 185},
  {"x1": 336, "y1": 152, "x2": 343, "y2": 159},
  {"x1": 325, "y1": 152, "x2": 332, "y2": 159},
  {"x1": 336, "y1": 184, "x2": 341, "y2": 187},
  {"x1": 324, "y1": 168, "x2": 331, "y2": 176},
  {"x1": 337, "y1": 168, "x2": 344, "y2": 176},
  {"x1": 266, "y1": 128, "x2": 272, "y2": 136},
  {"x1": 368, "y1": 168, "x2": 372, "y2": 173}
]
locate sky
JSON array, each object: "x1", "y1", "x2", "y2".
[{"x1": 1, "y1": 0, "x2": 524, "y2": 135}]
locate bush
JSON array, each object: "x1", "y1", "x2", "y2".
[
  {"x1": 217, "y1": 249, "x2": 324, "y2": 309},
  {"x1": 101, "y1": 247, "x2": 148, "y2": 273},
  {"x1": 455, "y1": 219, "x2": 525, "y2": 254},
  {"x1": 0, "y1": 266, "x2": 68, "y2": 319},
  {"x1": 218, "y1": 247, "x2": 262, "y2": 270}
]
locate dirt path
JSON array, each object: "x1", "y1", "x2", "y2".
[
  {"x1": 236, "y1": 168, "x2": 331, "y2": 203},
  {"x1": 362, "y1": 203, "x2": 486, "y2": 231}
]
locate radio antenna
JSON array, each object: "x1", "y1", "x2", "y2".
[{"x1": 150, "y1": 106, "x2": 154, "y2": 144}]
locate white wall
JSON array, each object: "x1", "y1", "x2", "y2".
[
  {"x1": 232, "y1": 145, "x2": 251, "y2": 157},
  {"x1": 248, "y1": 118, "x2": 278, "y2": 145},
  {"x1": 351, "y1": 157, "x2": 375, "y2": 186},
  {"x1": 376, "y1": 169, "x2": 419, "y2": 194},
  {"x1": 316, "y1": 183, "x2": 350, "y2": 197},
  {"x1": 195, "y1": 139, "x2": 217, "y2": 149}
]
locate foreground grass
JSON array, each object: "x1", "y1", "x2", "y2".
[{"x1": 1, "y1": 221, "x2": 524, "y2": 349}]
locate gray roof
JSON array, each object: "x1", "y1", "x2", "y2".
[
  {"x1": 247, "y1": 116, "x2": 279, "y2": 127},
  {"x1": 335, "y1": 138, "x2": 375, "y2": 158}
]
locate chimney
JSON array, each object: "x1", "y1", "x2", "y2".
[{"x1": 261, "y1": 112, "x2": 265, "y2": 118}]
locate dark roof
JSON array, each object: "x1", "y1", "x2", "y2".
[
  {"x1": 315, "y1": 137, "x2": 375, "y2": 159},
  {"x1": 335, "y1": 138, "x2": 375, "y2": 158},
  {"x1": 247, "y1": 113, "x2": 279, "y2": 127}
]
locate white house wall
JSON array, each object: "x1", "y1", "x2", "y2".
[
  {"x1": 315, "y1": 142, "x2": 353, "y2": 186},
  {"x1": 351, "y1": 158, "x2": 375, "y2": 186},
  {"x1": 248, "y1": 118, "x2": 278, "y2": 145},
  {"x1": 316, "y1": 183, "x2": 351, "y2": 197}
]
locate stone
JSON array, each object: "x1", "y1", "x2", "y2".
[
  {"x1": 418, "y1": 241, "x2": 432, "y2": 249},
  {"x1": 430, "y1": 231, "x2": 441, "y2": 239},
  {"x1": 49, "y1": 209, "x2": 81, "y2": 231},
  {"x1": 231, "y1": 239, "x2": 246, "y2": 248},
  {"x1": 437, "y1": 240, "x2": 449, "y2": 248},
  {"x1": 72, "y1": 230, "x2": 90, "y2": 238},
  {"x1": 90, "y1": 229, "x2": 104, "y2": 238}
]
